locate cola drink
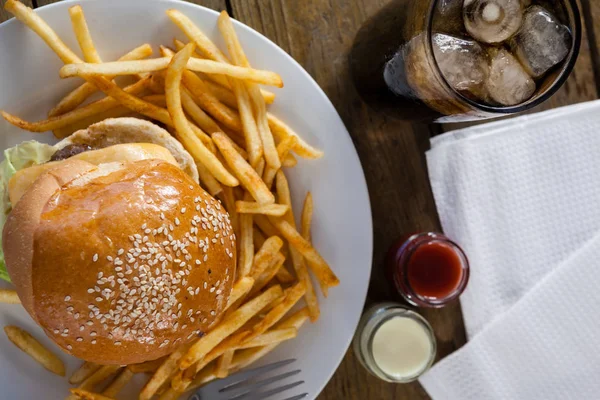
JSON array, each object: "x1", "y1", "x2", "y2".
[{"x1": 349, "y1": 0, "x2": 581, "y2": 122}]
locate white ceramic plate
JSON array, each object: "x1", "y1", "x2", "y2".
[{"x1": 0, "y1": 0, "x2": 373, "y2": 398}]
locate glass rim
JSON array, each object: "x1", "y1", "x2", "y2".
[
  {"x1": 363, "y1": 306, "x2": 437, "y2": 383},
  {"x1": 403, "y1": 235, "x2": 470, "y2": 306},
  {"x1": 425, "y1": 0, "x2": 582, "y2": 114}
]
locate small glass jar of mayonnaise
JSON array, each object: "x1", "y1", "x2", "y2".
[{"x1": 353, "y1": 303, "x2": 437, "y2": 383}]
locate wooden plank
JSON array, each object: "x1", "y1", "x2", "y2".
[
  {"x1": 231, "y1": 1, "x2": 462, "y2": 400},
  {"x1": 0, "y1": 0, "x2": 33, "y2": 22},
  {"x1": 36, "y1": 0, "x2": 227, "y2": 10},
  {"x1": 581, "y1": 0, "x2": 600, "y2": 96}
]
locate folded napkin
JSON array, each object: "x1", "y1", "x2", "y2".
[
  {"x1": 427, "y1": 100, "x2": 600, "y2": 338},
  {"x1": 420, "y1": 101, "x2": 600, "y2": 399},
  {"x1": 420, "y1": 229, "x2": 600, "y2": 399}
]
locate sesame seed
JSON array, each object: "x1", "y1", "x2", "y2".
[
  {"x1": 67, "y1": 345, "x2": 72, "y2": 350},
  {"x1": 87, "y1": 288, "x2": 95, "y2": 294},
  {"x1": 107, "y1": 256, "x2": 113, "y2": 262},
  {"x1": 76, "y1": 337, "x2": 83, "y2": 342},
  {"x1": 117, "y1": 249, "x2": 124, "y2": 256},
  {"x1": 175, "y1": 218, "x2": 180, "y2": 226},
  {"x1": 91, "y1": 340, "x2": 97, "y2": 344},
  {"x1": 64, "y1": 296, "x2": 71, "y2": 301},
  {"x1": 93, "y1": 254, "x2": 99, "y2": 262}
]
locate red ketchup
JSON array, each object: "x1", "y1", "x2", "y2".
[{"x1": 388, "y1": 233, "x2": 469, "y2": 308}]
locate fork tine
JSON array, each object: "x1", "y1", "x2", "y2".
[
  {"x1": 218, "y1": 359, "x2": 296, "y2": 389},
  {"x1": 220, "y1": 369, "x2": 301, "y2": 398},
  {"x1": 236, "y1": 380, "x2": 304, "y2": 400},
  {"x1": 283, "y1": 394, "x2": 308, "y2": 400}
]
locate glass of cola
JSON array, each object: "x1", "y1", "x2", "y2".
[{"x1": 349, "y1": 0, "x2": 581, "y2": 122}]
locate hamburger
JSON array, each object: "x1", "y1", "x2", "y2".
[{"x1": 0, "y1": 118, "x2": 236, "y2": 365}]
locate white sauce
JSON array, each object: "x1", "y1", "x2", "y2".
[{"x1": 371, "y1": 316, "x2": 433, "y2": 379}]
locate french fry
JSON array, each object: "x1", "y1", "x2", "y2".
[
  {"x1": 164, "y1": 44, "x2": 238, "y2": 186},
  {"x1": 179, "y1": 285, "x2": 283, "y2": 370},
  {"x1": 277, "y1": 135, "x2": 299, "y2": 167},
  {"x1": 102, "y1": 368, "x2": 134, "y2": 398},
  {"x1": 167, "y1": 10, "x2": 263, "y2": 166},
  {"x1": 282, "y1": 153, "x2": 298, "y2": 168},
  {"x1": 238, "y1": 213, "x2": 254, "y2": 278},
  {"x1": 69, "y1": 389, "x2": 114, "y2": 400},
  {"x1": 1, "y1": 78, "x2": 150, "y2": 133},
  {"x1": 250, "y1": 236, "x2": 284, "y2": 280},
  {"x1": 166, "y1": 9, "x2": 230, "y2": 62},
  {"x1": 276, "y1": 171, "x2": 322, "y2": 318},
  {"x1": 215, "y1": 349, "x2": 234, "y2": 378},
  {"x1": 196, "y1": 161, "x2": 223, "y2": 197},
  {"x1": 250, "y1": 253, "x2": 286, "y2": 296},
  {"x1": 262, "y1": 167, "x2": 278, "y2": 190},
  {"x1": 270, "y1": 216, "x2": 339, "y2": 289},
  {"x1": 49, "y1": 44, "x2": 154, "y2": 117},
  {"x1": 207, "y1": 78, "x2": 276, "y2": 107},
  {"x1": 224, "y1": 277, "x2": 254, "y2": 312},
  {"x1": 158, "y1": 46, "x2": 243, "y2": 134},
  {"x1": 3, "y1": 326, "x2": 65, "y2": 376},
  {"x1": 77, "y1": 365, "x2": 121, "y2": 393},
  {"x1": 172, "y1": 36, "x2": 276, "y2": 105},
  {"x1": 220, "y1": 186, "x2": 239, "y2": 237},
  {"x1": 301, "y1": 192, "x2": 314, "y2": 241},
  {"x1": 59, "y1": 58, "x2": 283, "y2": 87},
  {"x1": 236, "y1": 201, "x2": 289, "y2": 217},
  {"x1": 232, "y1": 80, "x2": 263, "y2": 167},
  {"x1": 253, "y1": 214, "x2": 281, "y2": 239},
  {"x1": 5, "y1": 0, "x2": 81, "y2": 64},
  {"x1": 181, "y1": 87, "x2": 224, "y2": 135},
  {"x1": 268, "y1": 114, "x2": 324, "y2": 159},
  {"x1": 218, "y1": 11, "x2": 280, "y2": 169},
  {"x1": 70, "y1": 362, "x2": 101, "y2": 384},
  {"x1": 0, "y1": 289, "x2": 20, "y2": 304},
  {"x1": 276, "y1": 265, "x2": 296, "y2": 283},
  {"x1": 248, "y1": 282, "x2": 306, "y2": 339},
  {"x1": 128, "y1": 357, "x2": 168, "y2": 374},
  {"x1": 236, "y1": 328, "x2": 297, "y2": 349},
  {"x1": 203, "y1": 79, "x2": 239, "y2": 108},
  {"x1": 68, "y1": 5, "x2": 102, "y2": 63},
  {"x1": 230, "y1": 308, "x2": 310, "y2": 371},
  {"x1": 140, "y1": 342, "x2": 194, "y2": 400},
  {"x1": 213, "y1": 132, "x2": 274, "y2": 205},
  {"x1": 186, "y1": 363, "x2": 217, "y2": 391}
]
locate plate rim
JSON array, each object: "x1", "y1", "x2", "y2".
[{"x1": 0, "y1": 0, "x2": 374, "y2": 397}]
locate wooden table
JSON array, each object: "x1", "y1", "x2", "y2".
[{"x1": 1, "y1": 0, "x2": 599, "y2": 398}]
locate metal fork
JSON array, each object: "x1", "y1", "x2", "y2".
[{"x1": 189, "y1": 359, "x2": 307, "y2": 400}]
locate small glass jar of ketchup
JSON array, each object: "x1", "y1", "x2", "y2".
[{"x1": 388, "y1": 232, "x2": 469, "y2": 308}]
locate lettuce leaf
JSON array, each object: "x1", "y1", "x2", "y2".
[{"x1": 0, "y1": 141, "x2": 56, "y2": 282}]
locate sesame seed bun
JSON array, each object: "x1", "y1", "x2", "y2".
[{"x1": 3, "y1": 158, "x2": 236, "y2": 365}]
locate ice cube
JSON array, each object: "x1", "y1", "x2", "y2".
[
  {"x1": 510, "y1": 5, "x2": 572, "y2": 78},
  {"x1": 432, "y1": 33, "x2": 489, "y2": 99},
  {"x1": 486, "y1": 48, "x2": 536, "y2": 106},
  {"x1": 463, "y1": 0, "x2": 524, "y2": 43}
]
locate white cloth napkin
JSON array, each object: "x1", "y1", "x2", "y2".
[
  {"x1": 420, "y1": 229, "x2": 600, "y2": 399},
  {"x1": 427, "y1": 100, "x2": 600, "y2": 338},
  {"x1": 420, "y1": 101, "x2": 600, "y2": 400}
]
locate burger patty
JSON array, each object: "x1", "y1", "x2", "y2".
[{"x1": 50, "y1": 144, "x2": 95, "y2": 162}]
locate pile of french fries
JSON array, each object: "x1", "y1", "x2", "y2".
[{"x1": 0, "y1": 1, "x2": 341, "y2": 399}]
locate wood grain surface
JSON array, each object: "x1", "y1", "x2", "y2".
[{"x1": 1, "y1": 1, "x2": 599, "y2": 399}]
